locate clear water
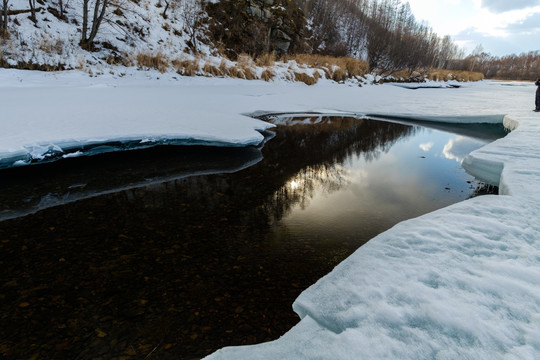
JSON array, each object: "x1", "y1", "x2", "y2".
[{"x1": 0, "y1": 117, "x2": 506, "y2": 360}]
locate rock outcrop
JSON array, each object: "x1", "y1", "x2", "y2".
[{"x1": 206, "y1": 0, "x2": 306, "y2": 58}]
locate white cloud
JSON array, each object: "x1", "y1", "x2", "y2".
[
  {"x1": 407, "y1": 0, "x2": 540, "y2": 55},
  {"x1": 442, "y1": 136, "x2": 485, "y2": 163},
  {"x1": 419, "y1": 142, "x2": 434, "y2": 152}
]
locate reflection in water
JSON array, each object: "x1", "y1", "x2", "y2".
[
  {"x1": 443, "y1": 135, "x2": 486, "y2": 162},
  {"x1": 0, "y1": 117, "x2": 504, "y2": 360}
]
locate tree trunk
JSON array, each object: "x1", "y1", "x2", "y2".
[
  {"x1": 161, "y1": 0, "x2": 169, "y2": 18},
  {"x1": 28, "y1": 0, "x2": 36, "y2": 23},
  {"x1": 80, "y1": 0, "x2": 107, "y2": 50},
  {"x1": 81, "y1": 0, "x2": 88, "y2": 47},
  {"x1": 1, "y1": 0, "x2": 8, "y2": 33},
  {"x1": 87, "y1": 0, "x2": 107, "y2": 45}
]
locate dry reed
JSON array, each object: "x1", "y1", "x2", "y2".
[
  {"x1": 261, "y1": 68, "x2": 275, "y2": 81},
  {"x1": 172, "y1": 57, "x2": 200, "y2": 76},
  {"x1": 137, "y1": 52, "x2": 169, "y2": 73},
  {"x1": 294, "y1": 72, "x2": 318, "y2": 85}
]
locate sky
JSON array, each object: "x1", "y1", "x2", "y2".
[{"x1": 406, "y1": 0, "x2": 540, "y2": 57}]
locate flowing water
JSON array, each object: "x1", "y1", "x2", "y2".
[{"x1": 0, "y1": 116, "x2": 506, "y2": 359}]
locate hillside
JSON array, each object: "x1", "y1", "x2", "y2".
[
  {"x1": 0, "y1": 0, "x2": 487, "y2": 83},
  {"x1": 0, "y1": 0, "x2": 206, "y2": 70}
]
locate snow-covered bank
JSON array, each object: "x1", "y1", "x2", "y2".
[
  {"x1": 2, "y1": 70, "x2": 539, "y2": 359},
  {"x1": 0, "y1": 69, "x2": 276, "y2": 168}
]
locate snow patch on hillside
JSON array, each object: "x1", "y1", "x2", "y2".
[{"x1": 1, "y1": 0, "x2": 204, "y2": 69}]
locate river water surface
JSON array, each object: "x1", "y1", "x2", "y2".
[{"x1": 0, "y1": 116, "x2": 506, "y2": 359}]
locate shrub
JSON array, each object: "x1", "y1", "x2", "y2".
[
  {"x1": 172, "y1": 58, "x2": 200, "y2": 76},
  {"x1": 261, "y1": 68, "x2": 275, "y2": 81},
  {"x1": 426, "y1": 69, "x2": 484, "y2": 82},
  {"x1": 256, "y1": 53, "x2": 276, "y2": 67},
  {"x1": 137, "y1": 52, "x2": 169, "y2": 73},
  {"x1": 288, "y1": 54, "x2": 368, "y2": 81},
  {"x1": 294, "y1": 72, "x2": 318, "y2": 85},
  {"x1": 202, "y1": 62, "x2": 223, "y2": 77},
  {"x1": 39, "y1": 35, "x2": 64, "y2": 55},
  {"x1": 236, "y1": 54, "x2": 257, "y2": 80},
  {"x1": 218, "y1": 58, "x2": 230, "y2": 76}
]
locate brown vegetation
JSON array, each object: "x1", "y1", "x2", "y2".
[
  {"x1": 255, "y1": 52, "x2": 276, "y2": 67},
  {"x1": 172, "y1": 57, "x2": 200, "y2": 76},
  {"x1": 454, "y1": 50, "x2": 540, "y2": 80},
  {"x1": 136, "y1": 52, "x2": 168, "y2": 73},
  {"x1": 261, "y1": 68, "x2": 275, "y2": 81},
  {"x1": 294, "y1": 72, "x2": 317, "y2": 85},
  {"x1": 289, "y1": 54, "x2": 369, "y2": 81},
  {"x1": 426, "y1": 69, "x2": 484, "y2": 82}
]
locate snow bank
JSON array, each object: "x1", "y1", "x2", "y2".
[
  {"x1": 0, "y1": 69, "x2": 274, "y2": 168},
  {"x1": 1, "y1": 70, "x2": 539, "y2": 359}
]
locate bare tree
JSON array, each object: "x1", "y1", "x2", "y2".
[
  {"x1": 56, "y1": 0, "x2": 66, "y2": 19},
  {"x1": 161, "y1": 0, "x2": 179, "y2": 19},
  {"x1": 1, "y1": 0, "x2": 8, "y2": 34},
  {"x1": 29, "y1": 0, "x2": 37, "y2": 23},
  {"x1": 180, "y1": 0, "x2": 204, "y2": 53},
  {"x1": 80, "y1": 0, "x2": 109, "y2": 50}
]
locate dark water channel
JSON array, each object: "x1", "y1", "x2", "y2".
[{"x1": 0, "y1": 116, "x2": 505, "y2": 360}]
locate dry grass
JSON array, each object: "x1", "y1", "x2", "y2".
[
  {"x1": 234, "y1": 54, "x2": 257, "y2": 80},
  {"x1": 288, "y1": 54, "x2": 369, "y2": 82},
  {"x1": 227, "y1": 66, "x2": 243, "y2": 79},
  {"x1": 218, "y1": 58, "x2": 229, "y2": 76},
  {"x1": 261, "y1": 68, "x2": 275, "y2": 81},
  {"x1": 239, "y1": 65, "x2": 257, "y2": 80},
  {"x1": 137, "y1": 52, "x2": 169, "y2": 73},
  {"x1": 38, "y1": 36, "x2": 64, "y2": 55},
  {"x1": 255, "y1": 52, "x2": 276, "y2": 67},
  {"x1": 172, "y1": 57, "x2": 201, "y2": 76},
  {"x1": 202, "y1": 62, "x2": 222, "y2": 77},
  {"x1": 460, "y1": 71, "x2": 484, "y2": 81},
  {"x1": 427, "y1": 69, "x2": 484, "y2": 82},
  {"x1": 294, "y1": 72, "x2": 318, "y2": 85},
  {"x1": 390, "y1": 68, "x2": 421, "y2": 80},
  {"x1": 331, "y1": 67, "x2": 347, "y2": 82},
  {"x1": 120, "y1": 52, "x2": 136, "y2": 67},
  {"x1": 341, "y1": 56, "x2": 369, "y2": 78}
]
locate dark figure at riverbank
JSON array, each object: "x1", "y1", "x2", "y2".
[{"x1": 535, "y1": 79, "x2": 540, "y2": 112}]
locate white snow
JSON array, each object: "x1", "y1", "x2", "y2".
[
  {"x1": 1, "y1": 0, "x2": 211, "y2": 69},
  {"x1": 2, "y1": 69, "x2": 540, "y2": 359}
]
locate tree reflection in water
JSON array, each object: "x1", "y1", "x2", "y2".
[{"x1": 1, "y1": 117, "x2": 489, "y2": 360}]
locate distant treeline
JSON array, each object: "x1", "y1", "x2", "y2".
[{"x1": 450, "y1": 50, "x2": 540, "y2": 81}]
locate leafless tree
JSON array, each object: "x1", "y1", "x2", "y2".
[
  {"x1": 1, "y1": 0, "x2": 9, "y2": 34},
  {"x1": 160, "y1": 0, "x2": 179, "y2": 19},
  {"x1": 29, "y1": 0, "x2": 37, "y2": 22},
  {"x1": 180, "y1": 0, "x2": 204, "y2": 53},
  {"x1": 80, "y1": 0, "x2": 109, "y2": 50}
]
